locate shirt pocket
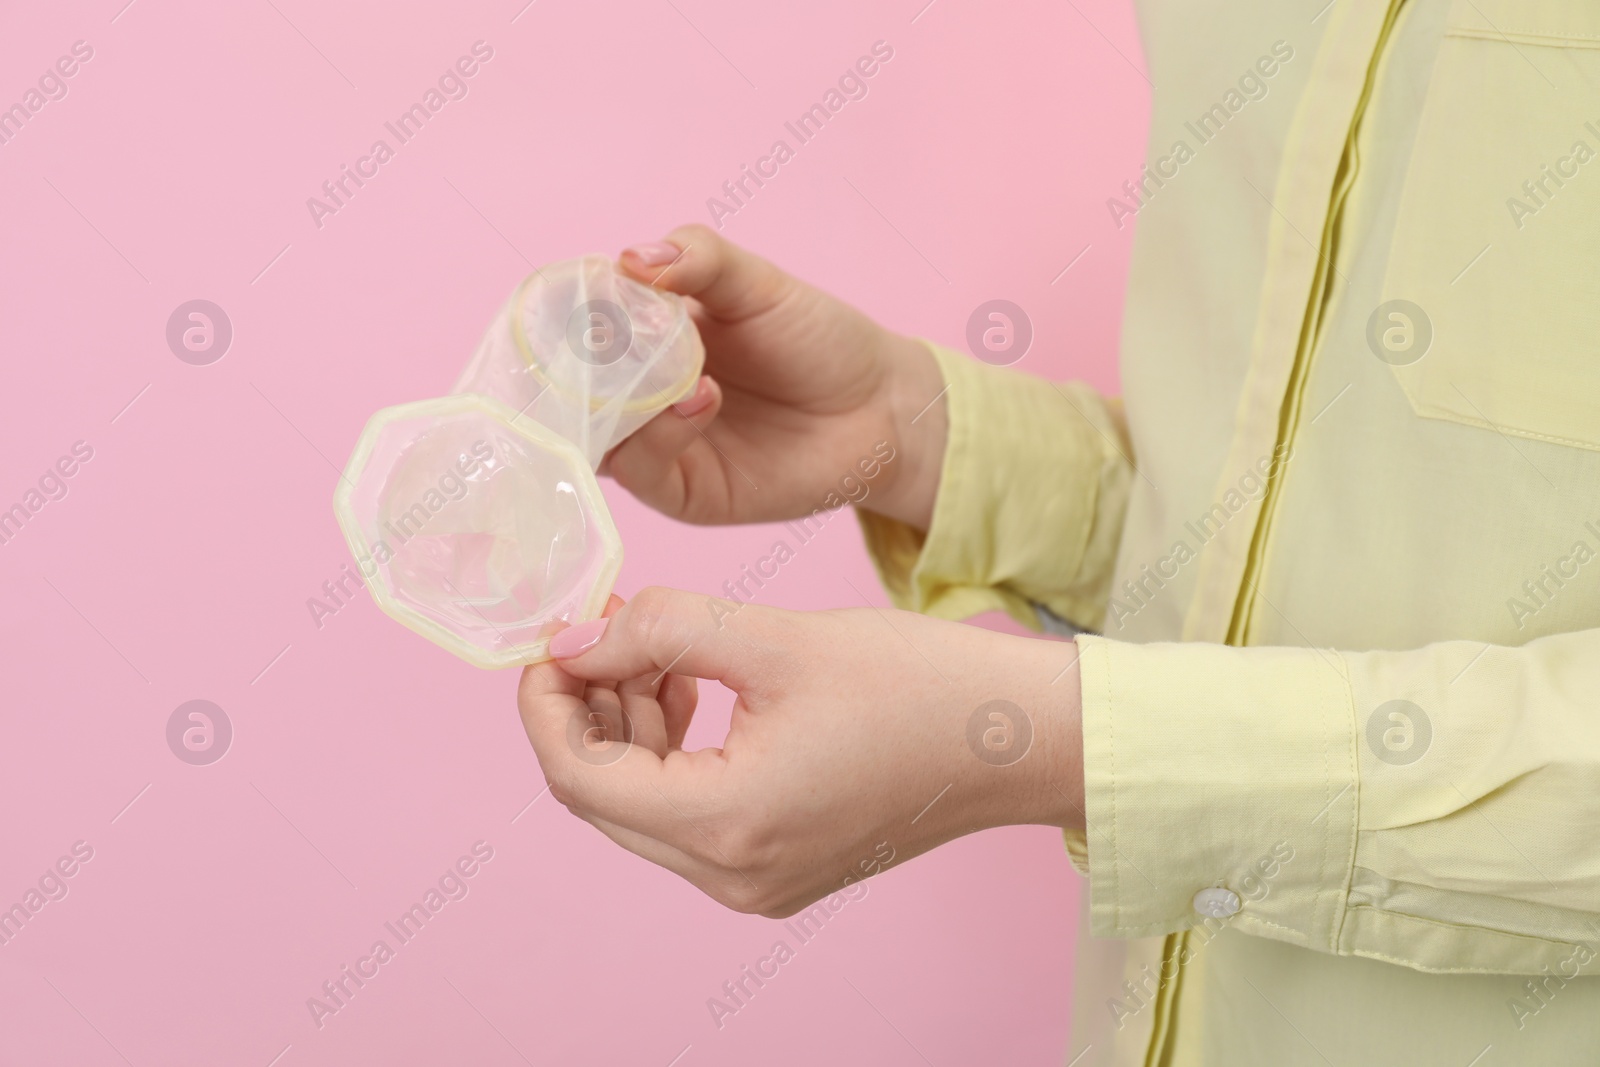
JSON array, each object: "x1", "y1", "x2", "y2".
[{"x1": 1379, "y1": 0, "x2": 1600, "y2": 451}]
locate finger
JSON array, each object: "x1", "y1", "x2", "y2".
[
  {"x1": 519, "y1": 647, "x2": 586, "y2": 704},
  {"x1": 610, "y1": 680, "x2": 670, "y2": 758},
  {"x1": 618, "y1": 224, "x2": 790, "y2": 322},
  {"x1": 587, "y1": 596, "x2": 675, "y2": 756},
  {"x1": 518, "y1": 595, "x2": 628, "y2": 699},
  {"x1": 614, "y1": 663, "x2": 697, "y2": 754},
  {"x1": 658, "y1": 672, "x2": 699, "y2": 750},
  {"x1": 578, "y1": 685, "x2": 630, "y2": 749},
  {"x1": 603, "y1": 377, "x2": 726, "y2": 515},
  {"x1": 547, "y1": 586, "x2": 773, "y2": 692},
  {"x1": 596, "y1": 377, "x2": 716, "y2": 472},
  {"x1": 517, "y1": 666, "x2": 725, "y2": 845}
]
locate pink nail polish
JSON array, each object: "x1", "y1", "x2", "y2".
[
  {"x1": 549, "y1": 618, "x2": 608, "y2": 658},
  {"x1": 623, "y1": 242, "x2": 680, "y2": 268},
  {"x1": 673, "y1": 377, "x2": 714, "y2": 416}
]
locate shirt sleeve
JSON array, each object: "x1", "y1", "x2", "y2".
[
  {"x1": 856, "y1": 341, "x2": 1134, "y2": 633},
  {"x1": 1076, "y1": 629, "x2": 1600, "y2": 975}
]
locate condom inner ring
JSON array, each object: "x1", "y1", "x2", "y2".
[{"x1": 510, "y1": 259, "x2": 700, "y2": 414}]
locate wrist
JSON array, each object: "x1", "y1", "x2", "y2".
[
  {"x1": 863, "y1": 334, "x2": 947, "y2": 531},
  {"x1": 1007, "y1": 636, "x2": 1087, "y2": 833},
  {"x1": 1033, "y1": 638, "x2": 1087, "y2": 833},
  {"x1": 951, "y1": 632, "x2": 1087, "y2": 835}
]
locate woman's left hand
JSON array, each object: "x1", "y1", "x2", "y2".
[{"x1": 516, "y1": 587, "x2": 1085, "y2": 917}]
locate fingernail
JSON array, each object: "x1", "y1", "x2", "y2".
[
  {"x1": 673, "y1": 376, "x2": 714, "y2": 416},
  {"x1": 550, "y1": 618, "x2": 608, "y2": 658},
  {"x1": 623, "y1": 241, "x2": 680, "y2": 268}
]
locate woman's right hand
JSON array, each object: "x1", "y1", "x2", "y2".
[{"x1": 604, "y1": 225, "x2": 947, "y2": 531}]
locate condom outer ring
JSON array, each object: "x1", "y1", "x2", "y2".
[
  {"x1": 332, "y1": 392, "x2": 623, "y2": 670},
  {"x1": 507, "y1": 269, "x2": 703, "y2": 415}
]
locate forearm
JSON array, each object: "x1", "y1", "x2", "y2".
[{"x1": 1076, "y1": 629, "x2": 1600, "y2": 974}]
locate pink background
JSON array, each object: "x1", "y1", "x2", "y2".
[{"x1": 0, "y1": 1, "x2": 1145, "y2": 1063}]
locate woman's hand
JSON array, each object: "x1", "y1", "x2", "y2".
[
  {"x1": 605, "y1": 226, "x2": 947, "y2": 531},
  {"x1": 517, "y1": 588, "x2": 1085, "y2": 917}
]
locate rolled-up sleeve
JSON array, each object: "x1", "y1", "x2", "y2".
[{"x1": 857, "y1": 341, "x2": 1134, "y2": 633}]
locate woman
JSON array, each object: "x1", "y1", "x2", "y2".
[{"x1": 518, "y1": 1, "x2": 1600, "y2": 1060}]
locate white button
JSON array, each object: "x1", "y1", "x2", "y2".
[{"x1": 1192, "y1": 887, "x2": 1241, "y2": 918}]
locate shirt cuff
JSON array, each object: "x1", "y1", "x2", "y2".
[
  {"x1": 1074, "y1": 634, "x2": 1360, "y2": 951},
  {"x1": 857, "y1": 341, "x2": 1131, "y2": 633}
]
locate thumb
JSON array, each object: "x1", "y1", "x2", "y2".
[
  {"x1": 618, "y1": 224, "x2": 790, "y2": 322},
  {"x1": 547, "y1": 586, "x2": 771, "y2": 690}
]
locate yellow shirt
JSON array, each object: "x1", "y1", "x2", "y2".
[{"x1": 860, "y1": 0, "x2": 1600, "y2": 1062}]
